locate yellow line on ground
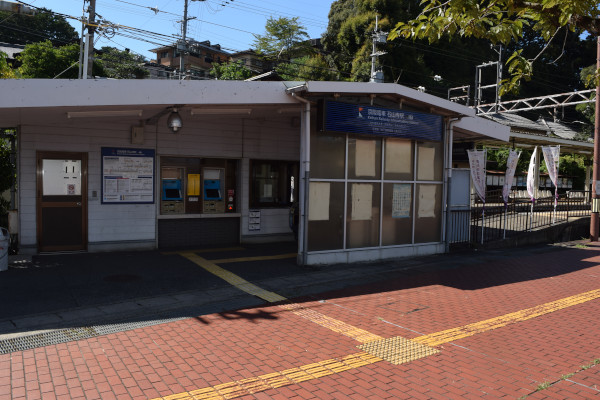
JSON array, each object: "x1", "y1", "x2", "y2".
[
  {"x1": 161, "y1": 247, "x2": 245, "y2": 255},
  {"x1": 180, "y1": 252, "x2": 287, "y2": 303},
  {"x1": 153, "y1": 259, "x2": 600, "y2": 400},
  {"x1": 414, "y1": 288, "x2": 600, "y2": 347},
  {"x1": 179, "y1": 252, "x2": 383, "y2": 343},
  {"x1": 210, "y1": 253, "x2": 297, "y2": 264},
  {"x1": 150, "y1": 352, "x2": 382, "y2": 400},
  {"x1": 280, "y1": 303, "x2": 384, "y2": 343}
]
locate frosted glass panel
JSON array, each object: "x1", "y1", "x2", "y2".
[
  {"x1": 42, "y1": 159, "x2": 82, "y2": 196},
  {"x1": 414, "y1": 184, "x2": 442, "y2": 243},
  {"x1": 382, "y1": 183, "x2": 413, "y2": 245},
  {"x1": 346, "y1": 183, "x2": 380, "y2": 248},
  {"x1": 311, "y1": 131, "x2": 346, "y2": 179},
  {"x1": 307, "y1": 182, "x2": 345, "y2": 251}
]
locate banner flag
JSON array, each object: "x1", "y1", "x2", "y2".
[
  {"x1": 467, "y1": 149, "x2": 487, "y2": 203},
  {"x1": 542, "y1": 146, "x2": 560, "y2": 188},
  {"x1": 526, "y1": 147, "x2": 538, "y2": 201},
  {"x1": 502, "y1": 150, "x2": 521, "y2": 204}
]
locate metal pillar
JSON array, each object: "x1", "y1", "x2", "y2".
[{"x1": 591, "y1": 36, "x2": 600, "y2": 241}]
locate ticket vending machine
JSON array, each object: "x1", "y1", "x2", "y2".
[
  {"x1": 203, "y1": 168, "x2": 225, "y2": 213},
  {"x1": 161, "y1": 178, "x2": 184, "y2": 214}
]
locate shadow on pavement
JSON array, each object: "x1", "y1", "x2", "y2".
[{"x1": 1, "y1": 241, "x2": 599, "y2": 339}]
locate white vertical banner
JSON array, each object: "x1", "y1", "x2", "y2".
[
  {"x1": 502, "y1": 150, "x2": 521, "y2": 204},
  {"x1": 526, "y1": 147, "x2": 538, "y2": 202},
  {"x1": 542, "y1": 145, "x2": 560, "y2": 223},
  {"x1": 542, "y1": 146, "x2": 560, "y2": 188},
  {"x1": 467, "y1": 149, "x2": 487, "y2": 203}
]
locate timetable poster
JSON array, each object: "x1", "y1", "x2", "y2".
[{"x1": 102, "y1": 147, "x2": 155, "y2": 204}]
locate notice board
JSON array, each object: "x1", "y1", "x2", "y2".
[{"x1": 101, "y1": 147, "x2": 155, "y2": 204}]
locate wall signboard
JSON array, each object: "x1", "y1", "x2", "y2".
[
  {"x1": 320, "y1": 100, "x2": 443, "y2": 141},
  {"x1": 101, "y1": 147, "x2": 155, "y2": 204}
]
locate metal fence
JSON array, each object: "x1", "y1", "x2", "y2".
[{"x1": 448, "y1": 189, "x2": 591, "y2": 245}]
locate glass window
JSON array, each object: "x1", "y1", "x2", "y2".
[
  {"x1": 310, "y1": 131, "x2": 346, "y2": 179},
  {"x1": 250, "y1": 160, "x2": 298, "y2": 208},
  {"x1": 307, "y1": 182, "x2": 345, "y2": 251},
  {"x1": 414, "y1": 184, "x2": 442, "y2": 243},
  {"x1": 347, "y1": 137, "x2": 381, "y2": 180},
  {"x1": 416, "y1": 141, "x2": 443, "y2": 181},
  {"x1": 346, "y1": 182, "x2": 380, "y2": 248},
  {"x1": 382, "y1": 183, "x2": 413, "y2": 245},
  {"x1": 384, "y1": 139, "x2": 413, "y2": 181}
]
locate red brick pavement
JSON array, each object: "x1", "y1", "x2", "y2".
[{"x1": 2, "y1": 244, "x2": 600, "y2": 399}]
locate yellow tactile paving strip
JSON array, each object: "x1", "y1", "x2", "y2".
[
  {"x1": 414, "y1": 288, "x2": 600, "y2": 347},
  {"x1": 280, "y1": 303, "x2": 384, "y2": 343},
  {"x1": 358, "y1": 336, "x2": 439, "y2": 365},
  {"x1": 166, "y1": 250, "x2": 600, "y2": 400},
  {"x1": 152, "y1": 353, "x2": 382, "y2": 400}
]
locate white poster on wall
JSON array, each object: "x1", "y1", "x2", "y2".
[
  {"x1": 392, "y1": 184, "x2": 411, "y2": 218},
  {"x1": 417, "y1": 146, "x2": 436, "y2": 180},
  {"x1": 308, "y1": 182, "x2": 330, "y2": 221},
  {"x1": 351, "y1": 183, "x2": 373, "y2": 220},
  {"x1": 355, "y1": 139, "x2": 376, "y2": 177},
  {"x1": 418, "y1": 185, "x2": 437, "y2": 218},
  {"x1": 385, "y1": 141, "x2": 412, "y2": 174}
]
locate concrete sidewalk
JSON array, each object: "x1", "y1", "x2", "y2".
[{"x1": 2, "y1": 240, "x2": 600, "y2": 399}]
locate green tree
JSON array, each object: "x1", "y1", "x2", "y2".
[
  {"x1": 210, "y1": 60, "x2": 254, "y2": 80},
  {"x1": 0, "y1": 8, "x2": 78, "y2": 46},
  {"x1": 390, "y1": 0, "x2": 600, "y2": 93},
  {"x1": 0, "y1": 51, "x2": 17, "y2": 79},
  {"x1": 253, "y1": 16, "x2": 311, "y2": 61},
  {"x1": 17, "y1": 40, "x2": 80, "y2": 78},
  {"x1": 322, "y1": 0, "x2": 496, "y2": 90},
  {"x1": 96, "y1": 47, "x2": 148, "y2": 79}
]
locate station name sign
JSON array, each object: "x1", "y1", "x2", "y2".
[{"x1": 321, "y1": 100, "x2": 442, "y2": 141}]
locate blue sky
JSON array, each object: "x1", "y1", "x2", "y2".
[{"x1": 22, "y1": 0, "x2": 334, "y2": 59}]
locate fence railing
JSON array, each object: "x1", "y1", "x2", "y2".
[{"x1": 448, "y1": 189, "x2": 591, "y2": 245}]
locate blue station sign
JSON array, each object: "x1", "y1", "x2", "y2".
[{"x1": 322, "y1": 100, "x2": 443, "y2": 141}]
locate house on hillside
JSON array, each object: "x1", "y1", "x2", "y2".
[{"x1": 149, "y1": 40, "x2": 230, "y2": 79}]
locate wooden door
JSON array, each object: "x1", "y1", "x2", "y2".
[{"x1": 37, "y1": 151, "x2": 88, "y2": 252}]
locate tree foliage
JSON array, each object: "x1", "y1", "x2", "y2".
[
  {"x1": 389, "y1": 0, "x2": 600, "y2": 93},
  {"x1": 96, "y1": 47, "x2": 148, "y2": 79},
  {"x1": 17, "y1": 40, "x2": 81, "y2": 78},
  {"x1": 253, "y1": 17, "x2": 311, "y2": 61},
  {"x1": 0, "y1": 51, "x2": 17, "y2": 78},
  {"x1": 0, "y1": 8, "x2": 78, "y2": 46},
  {"x1": 322, "y1": 0, "x2": 496, "y2": 89},
  {"x1": 210, "y1": 60, "x2": 254, "y2": 80}
]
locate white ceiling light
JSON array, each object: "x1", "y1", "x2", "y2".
[
  {"x1": 190, "y1": 108, "x2": 252, "y2": 115},
  {"x1": 66, "y1": 110, "x2": 143, "y2": 118}
]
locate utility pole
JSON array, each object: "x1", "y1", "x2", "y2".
[
  {"x1": 178, "y1": 0, "x2": 189, "y2": 79},
  {"x1": 86, "y1": 0, "x2": 96, "y2": 79},
  {"x1": 369, "y1": 14, "x2": 387, "y2": 83},
  {"x1": 591, "y1": 36, "x2": 600, "y2": 241}
]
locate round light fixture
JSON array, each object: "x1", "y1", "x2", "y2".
[{"x1": 167, "y1": 108, "x2": 182, "y2": 133}]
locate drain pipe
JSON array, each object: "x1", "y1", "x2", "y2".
[
  {"x1": 290, "y1": 92, "x2": 311, "y2": 265},
  {"x1": 444, "y1": 116, "x2": 461, "y2": 253}
]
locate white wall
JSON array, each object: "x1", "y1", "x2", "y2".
[{"x1": 17, "y1": 107, "x2": 300, "y2": 252}]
